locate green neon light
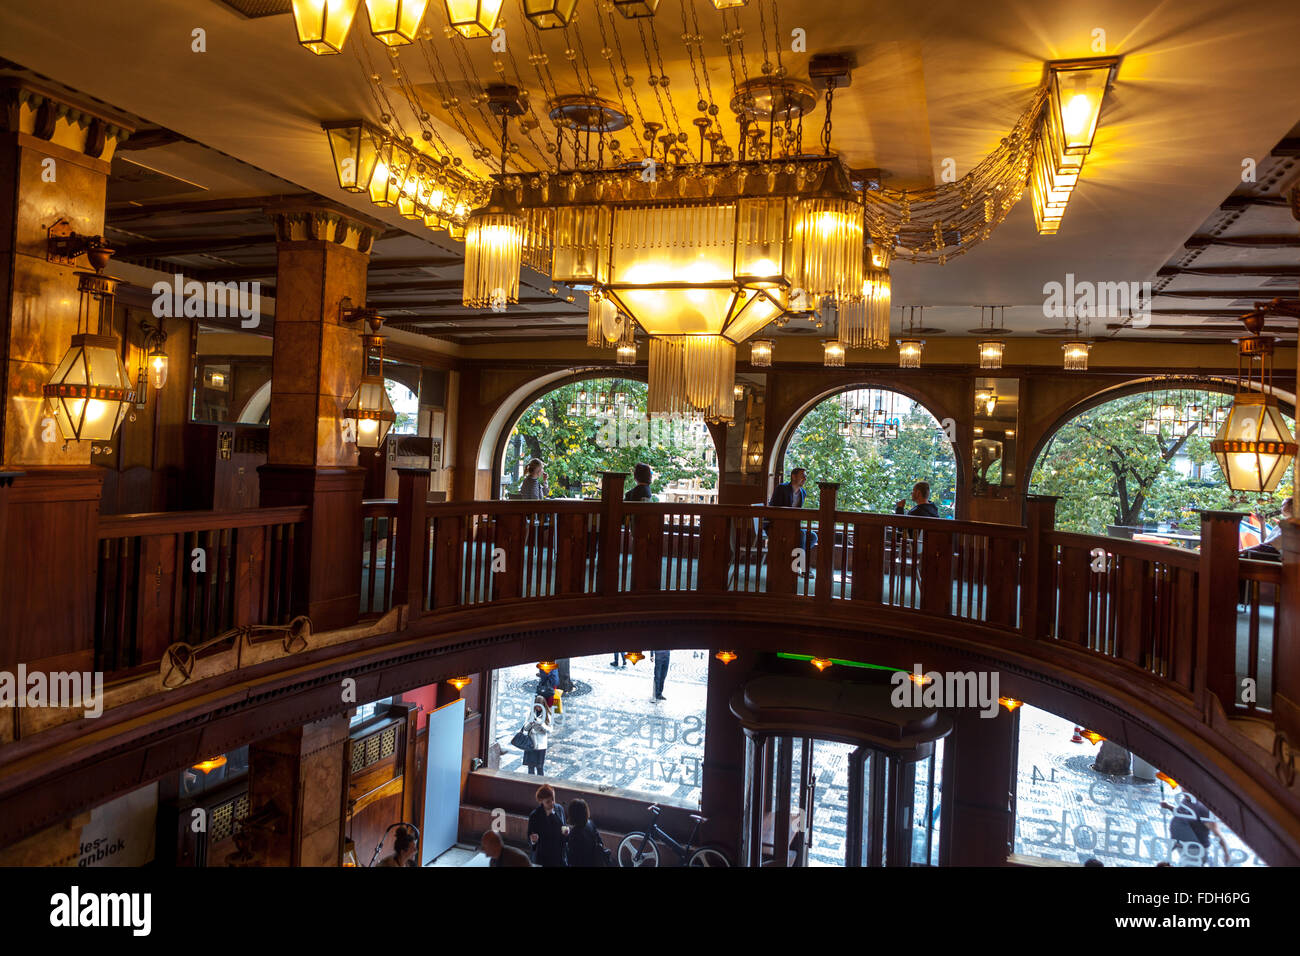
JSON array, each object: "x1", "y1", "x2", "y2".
[{"x1": 777, "y1": 652, "x2": 906, "y2": 673}]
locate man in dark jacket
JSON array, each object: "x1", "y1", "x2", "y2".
[
  {"x1": 767, "y1": 468, "x2": 818, "y2": 549},
  {"x1": 481, "y1": 830, "x2": 532, "y2": 867},
  {"x1": 625, "y1": 462, "x2": 655, "y2": 502},
  {"x1": 527, "y1": 784, "x2": 568, "y2": 867},
  {"x1": 895, "y1": 481, "x2": 940, "y2": 518}
]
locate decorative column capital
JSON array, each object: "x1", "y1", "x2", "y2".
[
  {"x1": 264, "y1": 200, "x2": 385, "y2": 253},
  {"x1": 0, "y1": 77, "x2": 135, "y2": 162}
]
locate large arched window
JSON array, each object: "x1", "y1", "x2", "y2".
[
  {"x1": 499, "y1": 377, "x2": 719, "y2": 499},
  {"x1": 1030, "y1": 387, "x2": 1295, "y2": 535},
  {"x1": 781, "y1": 388, "x2": 958, "y2": 514}
]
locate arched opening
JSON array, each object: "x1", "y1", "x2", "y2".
[
  {"x1": 494, "y1": 374, "x2": 720, "y2": 500},
  {"x1": 1029, "y1": 383, "x2": 1296, "y2": 536},
  {"x1": 777, "y1": 386, "x2": 959, "y2": 515}
]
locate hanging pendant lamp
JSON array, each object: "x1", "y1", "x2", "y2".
[{"x1": 1211, "y1": 315, "x2": 1297, "y2": 493}]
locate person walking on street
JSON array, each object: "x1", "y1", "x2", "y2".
[
  {"x1": 652, "y1": 649, "x2": 670, "y2": 702},
  {"x1": 610, "y1": 652, "x2": 625, "y2": 668},
  {"x1": 522, "y1": 701, "x2": 552, "y2": 776},
  {"x1": 565, "y1": 799, "x2": 611, "y2": 867},
  {"x1": 528, "y1": 784, "x2": 568, "y2": 867}
]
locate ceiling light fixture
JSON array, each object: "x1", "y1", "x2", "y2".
[
  {"x1": 1031, "y1": 57, "x2": 1119, "y2": 235},
  {"x1": 973, "y1": 305, "x2": 1007, "y2": 369},
  {"x1": 443, "y1": 0, "x2": 504, "y2": 37},
  {"x1": 523, "y1": 0, "x2": 578, "y2": 29},
  {"x1": 342, "y1": 304, "x2": 396, "y2": 449},
  {"x1": 463, "y1": 87, "x2": 525, "y2": 308},
  {"x1": 364, "y1": 0, "x2": 429, "y2": 44},
  {"x1": 292, "y1": 0, "x2": 362, "y2": 53},
  {"x1": 897, "y1": 306, "x2": 924, "y2": 369},
  {"x1": 749, "y1": 339, "x2": 773, "y2": 367},
  {"x1": 823, "y1": 339, "x2": 845, "y2": 367},
  {"x1": 611, "y1": 0, "x2": 659, "y2": 17}
]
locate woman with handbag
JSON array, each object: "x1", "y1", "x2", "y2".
[
  {"x1": 520, "y1": 701, "x2": 552, "y2": 776},
  {"x1": 565, "y1": 799, "x2": 612, "y2": 867}
]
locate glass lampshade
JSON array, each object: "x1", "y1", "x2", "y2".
[
  {"x1": 978, "y1": 340, "x2": 1004, "y2": 370},
  {"x1": 647, "y1": 335, "x2": 734, "y2": 421},
  {"x1": 1050, "y1": 64, "x2": 1111, "y2": 153},
  {"x1": 612, "y1": 0, "x2": 659, "y2": 17},
  {"x1": 1211, "y1": 394, "x2": 1298, "y2": 493},
  {"x1": 523, "y1": 0, "x2": 578, "y2": 28},
  {"x1": 292, "y1": 0, "x2": 362, "y2": 54},
  {"x1": 323, "y1": 121, "x2": 381, "y2": 193},
  {"x1": 148, "y1": 349, "x2": 169, "y2": 390},
  {"x1": 463, "y1": 205, "x2": 523, "y2": 308},
  {"x1": 1062, "y1": 341, "x2": 1091, "y2": 371},
  {"x1": 823, "y1": 340, "x2": 845, "y2": 367},
  {"x1": 733, "y1": 197, "x2": 791, "y2": 289},
  {"x1": 897, "y1": 338, "x2": 924, "y2": 369},
  {"x1": 616, "y1": 342, "x2": 637, "y2": 366},
  {"x1": 749, "y1": 339, "x2": 773, "y2": 367},
  {"x1": 552, "y1": 205, "x2": 610, "y2": 284},
  {"x1": 369, "y1": 141, "x2": 412, "y2": 208},
  {"x1": 365, "y1": 0, "x2": 428, "y2": 44},
  {"x1": 793, "y1": 197, "x2": 863, "y2": 299},
  {"x1": 44, "y1": 333, "x2": 134, "y2": 442},
  {"x1": 444, "y1": 0, "x2": 504, "y2": 37},
  {"x1": 711, "y1": 0, "x2": 746, "y2": 6},
  {"x1": 587, "y1": 294, "x2": 621, "y2": 349},
  {"x1": 345, "y1": 377, "x2": 397, "y2": 448}
]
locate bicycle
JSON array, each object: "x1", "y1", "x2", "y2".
[{"x1": 616, "y1": 804, "x2": 730, "y2": 867}]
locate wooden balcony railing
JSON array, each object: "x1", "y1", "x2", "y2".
[
  {"x1": 95, "y1": 506, "x2": 307, "y2": 677},
  {"x1": 361, "y1": 499, "x2": 398, "y2": 615}
]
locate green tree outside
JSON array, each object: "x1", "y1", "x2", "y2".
[
  {"x1": 1029, "y1": 390, "x2": 1295, "y2": 534},
  {"x1": 502, "y1": 379, "x2": 718, "y2": 498},
  {"x1": 783, "y1": 390, "x2": 958, "y2": 514}
]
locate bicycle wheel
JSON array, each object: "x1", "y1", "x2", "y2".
[
  {"x1": 617, "y1": 832, "x2": 660, "y2": 867},
  {"x1": 687, "y1": 845, "x2": 730, "y2": 867}
]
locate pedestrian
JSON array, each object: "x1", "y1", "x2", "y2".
[
  {"x1": 566, "y1": 799, "x2": 611, "y2": 867},
  {"x1": 480, "y1": 830, "x2": 531, "y2": 867},
  {"x1": 625, "y1": 462, "x2": 655, "y2": 502},
  {"x1": 519, "y1": 458, "x2": 549, "y2": 500},
  {"x1": 652, "y1": 649, "x2": 670, "y2": 702},
  {"x1": 895, "y1": 481, "x2": 940, "y2": 517},
  {"x1": 374, "y1": 824, "x2": 418, "y2": 867},
  {"x1": 1161, "y1": 792, "x2": 1229, "y2": 865},
  {"x1": 535, "y1": 666, "x2": 559, "y2": 708},
  {"x1": 528, "y1": 784, "x2": 568, "y2": 867},
  {"x1": 522, "y1": 701, "x2": 552, "y2": 776},
  {"x1": 610, "y1": 651, "x2": 625, "y2": 668},
  {"x1": 768, "y1": 468, "x2": 818, "y2": 550}
]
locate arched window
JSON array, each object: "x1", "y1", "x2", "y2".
[
  {"x1": 781, "y1": 388, "x2": 957, "y2": 515},
  {"x1": 1030, "y1": 387, "x2": 1295, "y2": 535},
  {"x1": 499, "y1": 377, "x2": 719, "y2": 499}
]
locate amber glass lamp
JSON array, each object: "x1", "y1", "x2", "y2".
[
  {"x1": 344, "y1": 312, "x2": 397, "y2": 449},
  {"x1": 612, "y1": 0, "x2": 659, "y2": 17},
  {"x1": 523, "y1": 0, "x2": 578, "y2": 28},
  {"x1": 43, "y1": 272, "x2": 134, "y2": 442},
  {"x1": 365, "y1": 0, "x2": 429, "y2": 45},
  {"x1": 1211, "y1": 330, "x2": 1297, "y2": 493},
  {"x1": 444, "y1": 0, "x2": 505, "y2": 37},
  {"x1": 291, "y1": 0, "x2": 363, "y2": 54},
  {"x1": 749, "y1": 339, "x2": 773, "y2": 367}
]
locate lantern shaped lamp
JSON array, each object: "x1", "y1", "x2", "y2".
[
  {"x1": 291, "y1": 0, "x2": 363, "y2": 53},
  {"x1": 978, "y1": 340, "x2": 1004, "y2": 370},
  {"x1": 612, "y1": 0, "x2": 659, "y2": 16},
  {"x1": 1211, "y1": 333, "x2": 1297, "y2": 493},
  {"x1": 43, "y1": 272, "x2": 135, "y2": 442},
  {"x1": 344, "y1": 310, "x2": 397, "y2": 449},
  {"x1": 823, "y1": 340, "x2": 845, "y2": 367},
  {"x1": 322, "y1": 121, "x2": 382, "y2": 193},
  {"x1": 365, "y1": 0, "x2": 429, "y2": 45},
  {"x1": 1062, "y1": 340, "x2": 1091, "y2": 371},
  {"x1": 897, "y1": 338, "x2": 924, "y2": 369},
  {"x1": 749, "y1": 339, "x2": 773, "y2": 367},
  {"x1": 444, "y1": 0, "x2": 505, "y2": 37},
  {"x1": 523, "y1": 0, "x2": 578, "y2": 28},
  {"x1": 463, "y1": 194, "x2": 524, "y2": 308}
]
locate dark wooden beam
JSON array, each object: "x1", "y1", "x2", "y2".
[
  {"x1": 114, "y1": 233, "x2": 279, "y2": 258},
  {"x1": 107, "y1": 194, "x2": 314, "y2": 221},
  {"x1": 188, "y1": 255, "x2": 463, "y2": 283},
  {"x1": 1219, "y1": 195, "x2": 1293, "y2": 211},
  {"x1": 1184, "y1": 235, "x2": 1300, "y2": 249},
  {"x1": 115, "y1": 128, "x2": 191, "y2": 151},
  {"x1": 1157, "y1": 266, "x2": 1300, "y2": 278}
]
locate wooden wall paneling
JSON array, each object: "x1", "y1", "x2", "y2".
[
  {"x1": 697, "y1": 513, "x2": 728, "y2": 593},
  {"x1": 986, "y1": 536, "x2": 1018, "y2": 626},
  {"x1": 136, "y1": 533, "x2": 179, "y2": 665},
  {"x1": 851, "y1": 521, "x2": 883, "y2": 604}
]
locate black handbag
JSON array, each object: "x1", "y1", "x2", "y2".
[{"x1": 510, "y1": 723, "x2": 535, "y2": 751}]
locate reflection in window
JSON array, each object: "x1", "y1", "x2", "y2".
[
  {"x1": 1013, "y1": 704, "x2": 1264, "y2": 866},
  {"x1": 179, "y1": 745, "x2": 249, "y2": 798},
  {"x1": 190, "y1": 327, "x2": 273, "y2": 425},
  {"x1": 490, "y1": 652, "x2": 708, "y2": 809},
  {"x1": 385, "y1": 379, "x2": 419, "y2": 435}
]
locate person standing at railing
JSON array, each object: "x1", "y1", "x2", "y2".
[
  {"x1": 519, "y1": 458, "x2": 549, "y2": 499},
  {"x1": 767, "y1": 468, "x2": 818, "y2": 551},
  {"x1": 895, "y1": 481, "x2": 940, "y2": 518}
]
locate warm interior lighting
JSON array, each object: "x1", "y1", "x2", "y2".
[
  {"x1": 523, "y1": 0, "x2": 578, "y2": 28},
  {"x1": 907, "y1": 672, "x2": 934, "y2": 686},
  {"x1": 998, "y1": 697, "x2": 1023, "y2": 713},
  {"x1": 1212, "y1": 394, "x2": 1297, "y2": 493},
  {"x1": 43, "y1": 272, "x2": 134, "y2": 443},
  {"x1": 444, "y1": 0, "x2": 504, "y2": 37},
  {"x1": 793, "y1": 196, "x2": 863, "y2": 299},
  {"x1": 463, "y1": 204, "x2": 523, "y2": 308},
  {"x1": 897, "y1": 338, "x2": 924, "y2": 369},
  {"x1": 646, "y1": 335, "x2": 735, "y2": 422},
  {"x1": 1062, "y1": 341, "x2": 1091, "y2": 371},
  {"x1": 734, "y1": 197, "x2": 791, "y2": 289},
  {"x1": 711, "y1": 0, "x2": 746, "y2": 7},
  {"x1": 1032, "y1": 60, "x2": 1115, "y2": 235},
  {"x1": 612, "y1": 0, "x2": 659, "y2": 17},
  {"x1": 292, "y1": 0, "x2": 362, "y2": 53},
  {"x1": 714, "y1": 650, "x2": 738, "y2": 665},
  {"x1": 344, "y1": 312, "x2": 396, "y2": 449},
  {"x1": 323, "y1": 121, "x2": 382, "y2": 193},
  {"x1": 553, "y1": 205, "x2": 610, "y2": 284},
  {"x1": 978, "y1": 340, "x2": 1004, "y2": 370},
  {"x1": 975, "y1": 388, "x2": 997, "y2": 416},
  {"x1": 733, "y1": 384, "x2": 745, "y2": 401},
  {"x1": 623, "y1": 651, "x2": 645, "y2": 665},
  {"x1": 365, "y1": 0, "x2": 428, "y2": 44},
  {"x1": 749, "y1": 339, "x2": 773, "y2": 367},
  {"x1": 148, "y1": 349, "x2": 169, "y2": 391},
  {"x1": 616, "y1": 343, "x2": 637, "y2": 366},
  {"x1": 447, "y1": 676, "x2": 472, "y2": 691},
  {"x1": 191, "y1": 755, "x2": 228, "y2": 774},
  {"x1": 1156, "y1": 772, "x2": 1179, "y2": 790},
  {"x1": 537, "y1": 660, "x2": 558, "y2": 674},
  {"x1": 823, "y1": 340, "x2": 845, "y2": 367},
  {"x1": 1080, "y1": 729, "x2": 1104, "y2": 745},
  {"x1": 810, "y1": 657, "x2": 832, "y2": 672}
]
